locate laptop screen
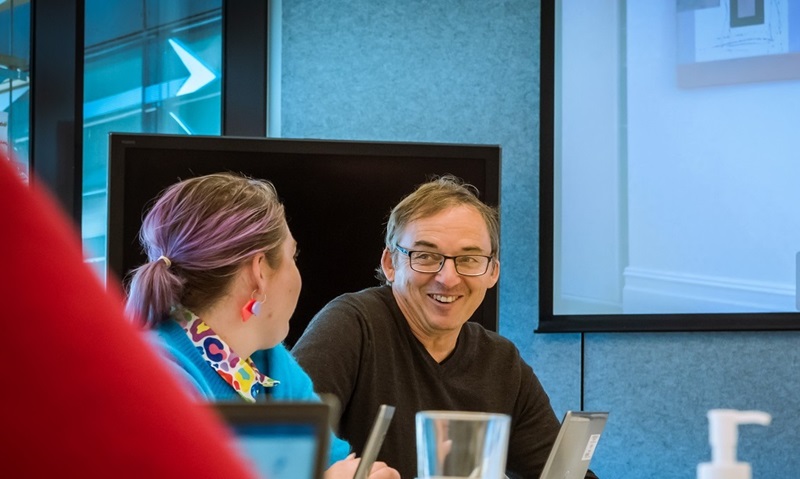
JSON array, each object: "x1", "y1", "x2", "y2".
[
  {"x1": 234, "y1": 423, "x2": 320, "y2": 479},
  {"x1": 215, "y1": 402, "x2": 331, "y2": 479},
  {"x1": 539, "y1": 411, "x2": 608, "y2": 479}
]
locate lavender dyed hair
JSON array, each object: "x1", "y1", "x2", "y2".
[{"x1": 125, "y1": 172, "x2": 287, "y2": 328}]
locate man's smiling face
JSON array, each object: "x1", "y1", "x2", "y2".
[{"x1": 381, "y1": 204, "x2": 499, "y2": 339}]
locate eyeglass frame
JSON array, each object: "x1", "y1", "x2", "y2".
[{"x1": 393, "y1": 244, "x2": 494, "y2": 277}]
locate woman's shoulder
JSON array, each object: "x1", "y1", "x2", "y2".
[
  {"x1": 150, "y1": 320, "x2": 190, "y2": 356},
  {"x1": 266, "y1": 343, "x2": 307, "y2": 376}
]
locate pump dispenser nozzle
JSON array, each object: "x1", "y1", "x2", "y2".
[{"x1": 697, "y1": 409, "x2": 771, "y2": 479}]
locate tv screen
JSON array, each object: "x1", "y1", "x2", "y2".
[
  {"x1": 108, "y1": 133, "x2": 501, "y2": 346},
  {"x1": 538, "y1": 1, "x2": 800, "y2": 332}
]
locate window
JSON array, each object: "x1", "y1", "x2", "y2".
[
  {"x1": 0, "y1": 0, "x2": 30, "y2": 180},
  {"x1": 82, "y1": 0, "x2": 223, "y2": 279}
]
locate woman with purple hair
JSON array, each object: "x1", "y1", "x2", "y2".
[{"x1": 125, "y1": 172, "x2": 399, "y2": 479}]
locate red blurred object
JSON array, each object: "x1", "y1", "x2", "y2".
[{"x1": 0, "y1": 150, "x2": 257, "y2": 478}]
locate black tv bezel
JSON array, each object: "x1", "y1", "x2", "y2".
[
  {"x1": 107, "y1": 132, "x2": 501, "y2": 339},
  {"x1": 536, "y1": 1, "x2": 800, "y2": 333}
]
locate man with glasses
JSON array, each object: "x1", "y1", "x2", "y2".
[{"x1": 293, "y1": 175, "x2": 597, "y2": 479}]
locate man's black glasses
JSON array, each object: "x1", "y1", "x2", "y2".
[{"x1": 394, "y1": 244, "x2": 492, "y2": 276}]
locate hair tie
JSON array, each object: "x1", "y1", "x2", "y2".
[{"x1": 157, "y1": 255, "x2": 172, "y2": 268}]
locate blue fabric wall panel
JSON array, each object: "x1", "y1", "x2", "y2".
[{"x1": 583, "y1": 332, "x2": 800, "y2": 479}]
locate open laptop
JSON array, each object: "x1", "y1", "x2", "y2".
[
  {"x1": 539, "y1": 411, "x2": 609, "y2": 479},
  {"x1": 214, "y1": 401, "x2": 332, "y2": 479},
  {"x1": 353, "y1": 404, "x2": 395, "y2": 479}
]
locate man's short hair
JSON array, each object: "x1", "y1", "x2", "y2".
[{"x1": 376, "y1": 174, "x2": 499, "y2": 284}]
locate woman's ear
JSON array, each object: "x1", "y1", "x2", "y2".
[
  {"x1": 249, "y1": 252, "x2": 269, "y2": 289},
  {"x1": 380, "y1": 248, "x2": 396, "y2": 282}
]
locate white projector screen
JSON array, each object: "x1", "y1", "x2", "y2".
[{"x1": 538, "y1": 0, "x2": 800, "y2": 332}]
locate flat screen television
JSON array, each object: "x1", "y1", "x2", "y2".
[
  {"x1": 107, "y1": 133, "x2": 501, "y2": 346},
  {"x1": 538, "y1": 1, "x2": 800, "y2": 332}
]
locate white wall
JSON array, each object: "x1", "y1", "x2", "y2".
[{"x1": 559, "y1": 0, "x2": 800, "y2": 314}]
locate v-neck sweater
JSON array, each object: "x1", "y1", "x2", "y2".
[{"x1": 293, "y1": 286, "x2": 597, "y2": 479}]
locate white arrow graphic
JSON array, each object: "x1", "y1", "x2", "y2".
[
  {"x1": 83, "y1": 38, "x2": 218, "y2": 121},
  {"x1": 168, "y1": 38, "x2": 217, "y2": 96}
]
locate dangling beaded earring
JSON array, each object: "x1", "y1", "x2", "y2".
[{"x1": 241, "y1": 290, "x2": 267, "y2": 322}]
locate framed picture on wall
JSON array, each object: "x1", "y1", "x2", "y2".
[{"x1": 677, "y1": 0, "x2": 800, "y2": 88}]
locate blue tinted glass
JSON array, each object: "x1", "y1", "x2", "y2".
[
  {"x1": 82, "y1": 0, "x2": 222, "y2": 280},
  {"x1": 0, "y1": 0, "x2": 31, "y2": 180}
]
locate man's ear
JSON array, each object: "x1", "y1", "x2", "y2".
[
  {"x1": 487, "y1": 259, "x2": 500, "y2": 288},
  {"x1": 380, "y1": 248, "x2": 396, "y2": 282}
]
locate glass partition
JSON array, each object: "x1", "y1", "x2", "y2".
[
  {"x1": 82, "y1": 0, "x2": 222, "y2": 278},
  {"x1": 0, "y1": 0, "x2": 30, "y2": 180}
]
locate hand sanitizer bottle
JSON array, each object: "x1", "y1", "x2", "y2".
[{"x1": 697, "y1": 409, "x2": 771, "y2": 479}]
